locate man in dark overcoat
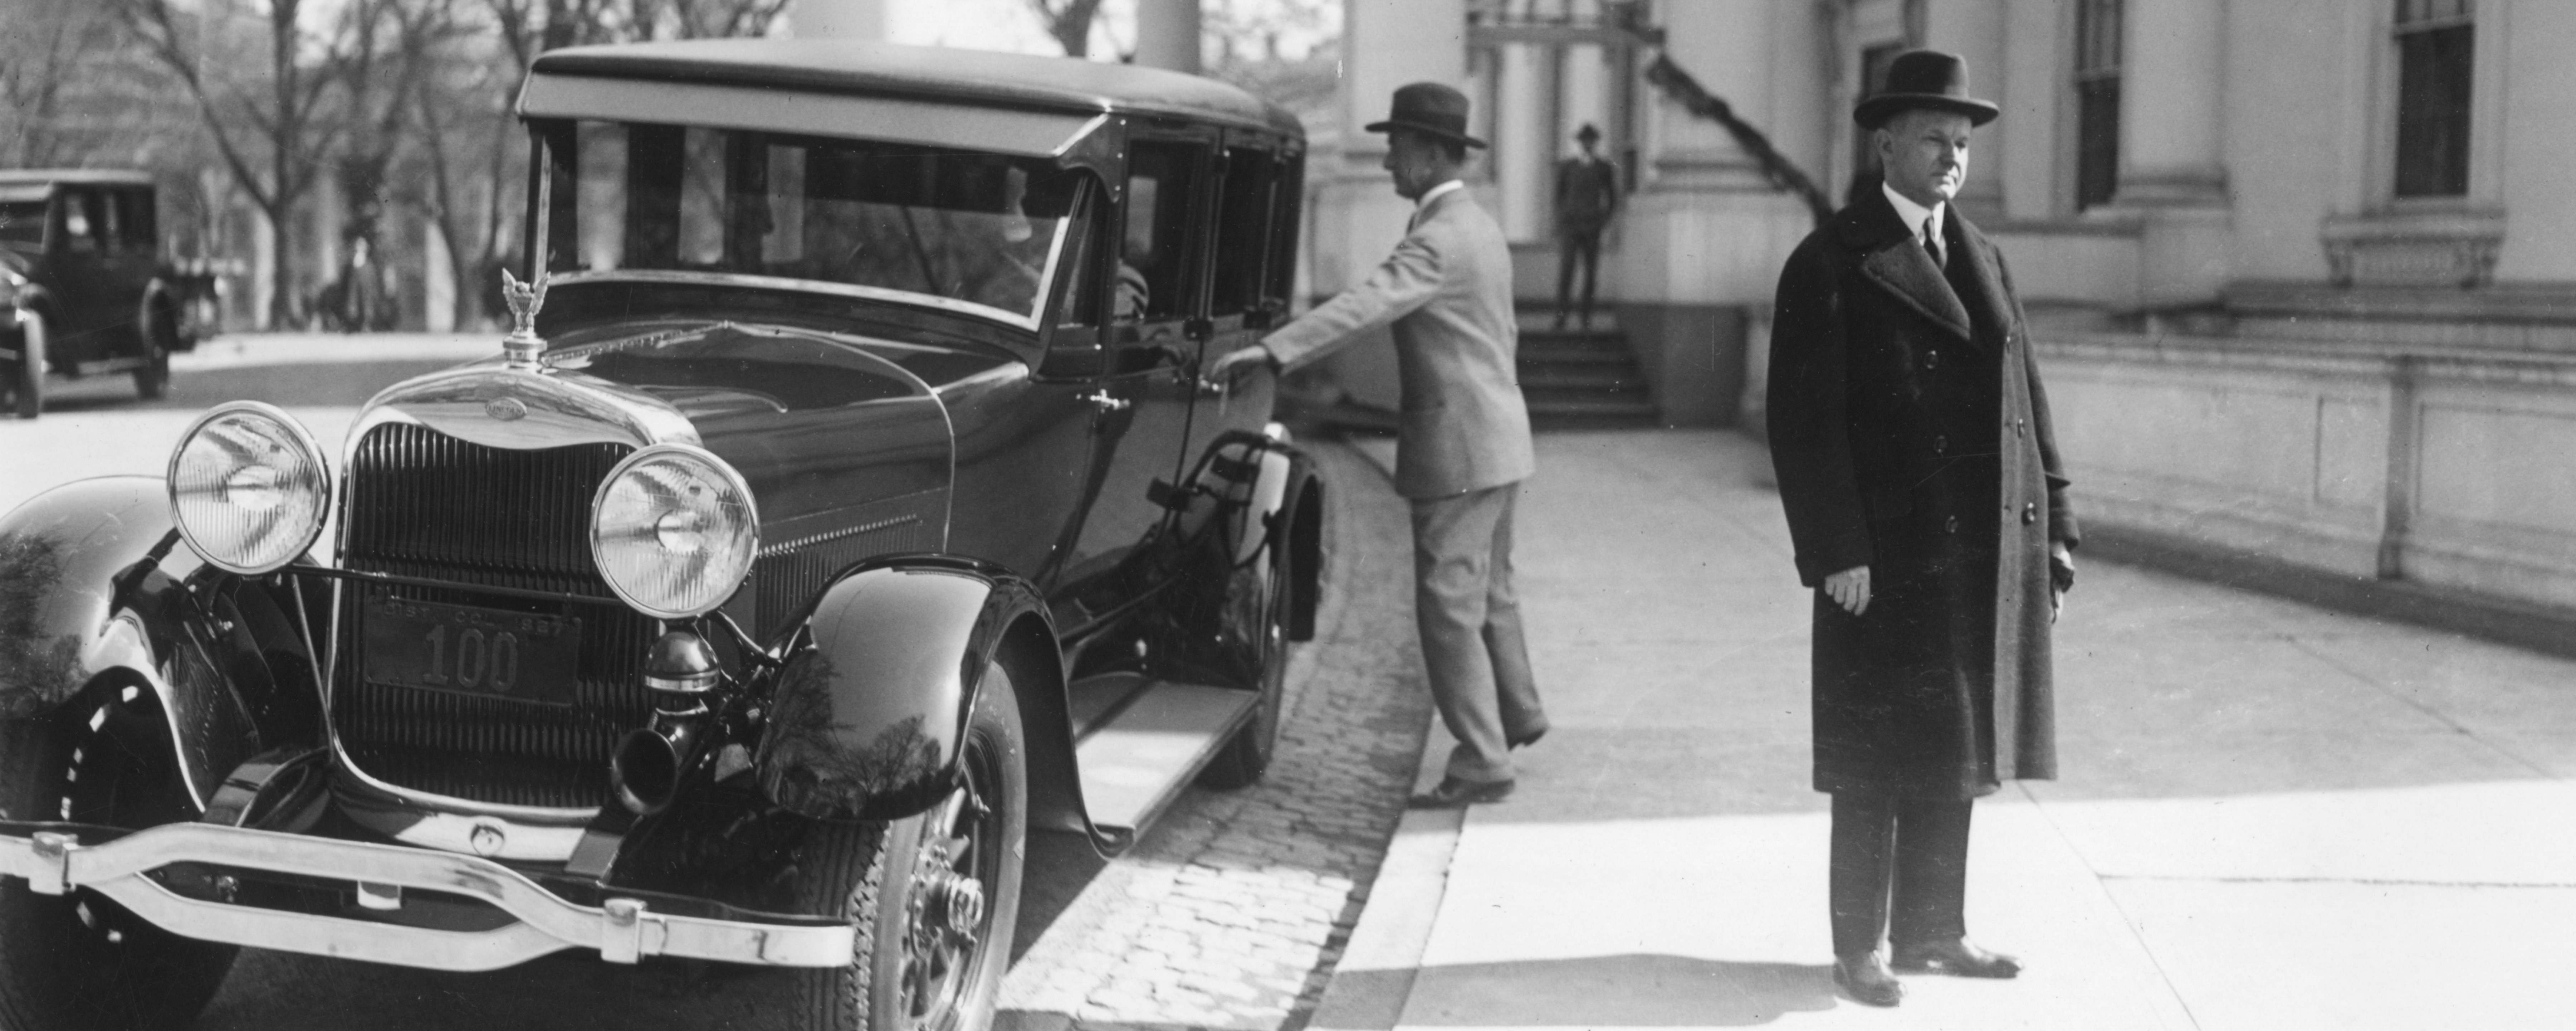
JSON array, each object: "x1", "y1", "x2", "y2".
[{"x1": 1765, "y1": 49, "x2": 2079, "y2": 1008}]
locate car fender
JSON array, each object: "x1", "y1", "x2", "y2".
[
  {"x1": 138, "y1": 279, "x2": 179, "y2": 349},
  {"x1": 756, "y1": 555, "x2": 1075, "y2": 824},
  {"x1": 8, "y1": 286, "x2": 59, "y2": 349},
  {"x1": 0, "y1": 477, "x2": 323, "y2": 816}
]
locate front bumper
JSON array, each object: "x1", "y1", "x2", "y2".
[{"x1": 0, "y1": 822, "x2": 855, "y2": 972}]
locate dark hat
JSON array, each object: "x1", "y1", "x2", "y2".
[
  {"x1": 1366, "y1": 82, "x2": 1489, "y2": 149},
  {"x1": 1853, "y1": 49, "x2": 2000, "y2": 128},
  {"x1": 1573, "y1": 121, "x2": 1602, "y2": 143}
]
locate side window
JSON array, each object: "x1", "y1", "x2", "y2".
[
  {"x1": 117, "y1": 190, "x2": 157, "y2": 251},
  {"x1": 60, "y1": 190, "x2": 101, "y2": 253},
  {"x1": 1265, "y1": 152, "x2": 1305, "y2": 312},
  {"x1": 1209, "y1": 145, "x2": 1277, "y2": 318},
  {"x1": 1118, "y1": 141, "x2": 1206, "y2": 321},
  {"x1": 1053, "y1": 179, "x2": 1104, "y2": 330}
]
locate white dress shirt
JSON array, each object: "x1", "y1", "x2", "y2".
[{"x1": 1882, "y1": 181, "x2": 1946, "y2": 264}]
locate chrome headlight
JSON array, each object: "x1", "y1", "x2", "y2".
[
  {"x1": 590, "y1": 444, "x2": 758, "y2": 620},
  {"x1": 166, "y1": 402, "x2": 332, "y2": 575}
]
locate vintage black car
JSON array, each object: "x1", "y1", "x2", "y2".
[
  {"x1": 0, "y1": 169, "x2": 195, "y2": 419},
  {"x1": 0, "y1": 40, "x2": 1319, "y2": 1031}
]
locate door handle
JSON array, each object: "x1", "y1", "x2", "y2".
[{"x1": 1080, "y1": 389, "x2": 1131, "y2": 412}]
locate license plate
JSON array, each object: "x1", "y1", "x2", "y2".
[{"x1": 362, "y1": 597, "x2": 582, "y2": 705}]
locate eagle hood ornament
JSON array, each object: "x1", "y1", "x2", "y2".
[{"x1": 501, "y1": 268, "x2": 549, "y2": 370}]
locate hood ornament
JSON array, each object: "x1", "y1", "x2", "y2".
[{"x1": 501, "y1": 268, "x2": 549, "y2": 370}]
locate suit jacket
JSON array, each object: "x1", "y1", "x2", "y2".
[
  {"x1": 1766, "y1": 189, "x2": 2079, "y2": 798},
  {"x1": 1266, "y1": 187, "x2": 1534, "y2": 499},
  {"x1": 1554, "y1": 156, "x2": 1619, "y2": 235}
]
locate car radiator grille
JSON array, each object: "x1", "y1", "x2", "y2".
[{"x1": 335, "y1": 423, "x2": 655, "y2": 810}]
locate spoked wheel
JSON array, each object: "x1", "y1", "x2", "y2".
[
  {"x1": 9, "y1": 309, "x2": 45, "y2": 420},
  {"x1": 133, "y1": 301, "x2": 174, "y2": 400},
  {"x1": 0, "y1": 685, "x2": 238, "y2": 1030},
  {"x1": 794, "y1": 663, "x2": 1027, "y2": 1031},
  {"x1": 1199, "y1": 530, "x2": 1293, "y2": 789}
]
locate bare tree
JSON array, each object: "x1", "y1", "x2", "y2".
[
  {"x1": 1027, "y1": 0, "x2": 1109, "y2": 58},
  {"x1": 118, "y1": 0, "x2": 355, "y2": 327},
  {"x1": 1, "y1": 0, "x2": 177, "y2": 169}
]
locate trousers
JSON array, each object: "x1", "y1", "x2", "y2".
[
  {"x1": 1555, "y1": 228, "x2": 1603, "y2": 323},
  {"x1": 1828, "y1": 793, "x2": 1973, "y2": 957},
  {"x1": 1411, "y1": 482, "x2": 1547, "y2": 783}
]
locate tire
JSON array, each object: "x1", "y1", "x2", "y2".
[
  {"x1": 132, "y1": 301, "x2": 173, "y2": 401},
  {"x1": 1198, "y1": 529, "x2": 1293, "y2": 790},
  {"x1": 0, "y1": 686, "x2": 238, "y2": 1030},
  {"x1": 9, "y1": 310, "x2": 44, "y2": 420},
  {"x1": 791, "y1": 663, "x2": 1027, "y2": 1031}
]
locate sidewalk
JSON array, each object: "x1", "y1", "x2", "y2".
[{"x1": 1319, "y1": 428, "x2": 2576, "y2": 1031}]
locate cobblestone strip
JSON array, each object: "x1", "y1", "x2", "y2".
[{"x1": 999, "y1": 442, "x2": 1431, "y2": 1031}]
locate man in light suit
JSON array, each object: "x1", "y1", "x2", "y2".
[{"x1": 1210, "y1": 82, "x2": 1545, "y2": 808}]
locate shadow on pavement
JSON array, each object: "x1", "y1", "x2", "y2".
[{"x1": 1384, "y1": 954, "x2": 1837, "y2": 1026}]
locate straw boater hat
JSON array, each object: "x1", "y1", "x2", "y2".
[
  {"x1": 1366, "y1": 82, "x2": 1489, "y2": 150},
  {"x1": 1853, "y1": 49, "x2": 2000, "y2": 128}
]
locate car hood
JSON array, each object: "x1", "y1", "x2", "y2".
[{"x1": 351, "y1": 318, "x2": 1018, "y2": 539}]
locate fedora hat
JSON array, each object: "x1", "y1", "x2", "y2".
[
  {"x1": 1366, "y1": 82, "x2": 1489, "y2": 149},
  {"x1": 1574, "y1": 122, "x2": 1602, "y2": 143},
  {"x1": 1853, "y1": 49, "x2": 2000, "y2": 128}
]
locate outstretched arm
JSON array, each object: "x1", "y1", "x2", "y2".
[{"x1": 1212, "y1": 225, "x2": 1448, "y2": 379}]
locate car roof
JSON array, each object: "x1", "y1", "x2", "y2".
[
  {"x1": 527, "y1": 39, "x2": 1303, "y2": 137},
  {"x1": 0, "y1": 169, "x2": 155, "y2": 188}
]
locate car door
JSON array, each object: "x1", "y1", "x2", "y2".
[
  {"x1": 1044, "y1": 133, "x2": 1216, "y2": 630},
  {"x1": 106, "y1": 188, "x2": 158, "y2": 352},
  {"x1": 49, "y1": 188, "x2": 113, "y2": 358},
  {"x1": 1184, "y1": 136, "x2": 1296, "y2": 461}
]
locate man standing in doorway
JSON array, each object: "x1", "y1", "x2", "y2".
[
  {"x1": 1211, "y1": 82, "x2": 1545, "y2": 808},
  {"x1": 1765, "y1": 50, "x2": 2079, "y2": 1007},
  {"x1": 1553, "y1": 122, "x2": 1619, "y2": 330}
]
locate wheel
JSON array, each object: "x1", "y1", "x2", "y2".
[
  {"x1": 0, "y1": 686, "x2": 238, "y2": 1030},
  {"x1": 9, "y1": 309, "x2": 44, "y2": 420},
  {"x1": 132, "y1": 301, "x2": 173, "y2": 400},
  {"x1": 1198, "y1": 521, "x2": 1293, "y2": 790},
  {"x1": 791, "y1": 663, "x2": 1027, "y2": 1031}
]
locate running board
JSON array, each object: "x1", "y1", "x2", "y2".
[
  {"x1": 75, "y1": 356, "x2": 147, "y2": 375},
  {"x1": 1075, "y1": 681, "x2": 1256, "y2": 836}
]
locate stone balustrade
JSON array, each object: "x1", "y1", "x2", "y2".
[{"x1": 2042, "y1": 331, "x2": 2576, "y2": 616}]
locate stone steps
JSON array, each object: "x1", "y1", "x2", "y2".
[{"x1": 1516, "y1": 306, "x2": 1656, "y2": 428}]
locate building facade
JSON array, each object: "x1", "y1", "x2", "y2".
[{"x1": 1307, "y1": 0, "x2": 2576, "y2": 618}]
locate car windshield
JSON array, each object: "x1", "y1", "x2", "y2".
[
  {"x1": 539, "y1": 121, "x2": 1088, "y2": 330},
  {"x1": 0, "y1": 198, "x2": 46, "y2": 248}
]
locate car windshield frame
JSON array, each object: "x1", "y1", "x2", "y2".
[
  {"x1": 0, "y1": 186, "x2": 50, "y2": 249},
  {"x1": 530, "y1": 119, "x2": 1092, "y2": 333}
]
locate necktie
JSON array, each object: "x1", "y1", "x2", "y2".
[{"x1": 1922, "y1": 217, "x2": 1943, "y2": 268}]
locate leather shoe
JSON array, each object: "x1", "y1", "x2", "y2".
[
  {"x1": 1833, "y1": 950, "x2": 1903, "y2": 1007},
  {"x1": 1891, "y1": 937, "x2": 2021, "y2": 978},
  {"x1": 1506, "y1": 726, "x2": 1546, "y2": 749},
  {"x1": 1407, "y1": 776, "x2": 1514, "y2": 808}
]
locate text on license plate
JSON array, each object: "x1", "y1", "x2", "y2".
[{"x1": 362, "y1": 597, "x2": 582, "y2": 705}]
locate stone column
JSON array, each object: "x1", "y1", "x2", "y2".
[
  {"x1": 1303, "y1": 0, "x2": 1468, "y2": 412},
  {"x1": 788, "y1": 0, "x2": 883, "y2": 40},
  {"x1": 1134, "y1": 0, "x2": 1202, "y2": 73},
  {"x1": 1620, "y1": 0, "x2": 1830, "y2": 427},
  {"x1": 1495, "y1": 42, "x2": 1557, "y2": 243},
  {"x1": 2113, "y1": 0, "x2": 2233, "y2": 305}
]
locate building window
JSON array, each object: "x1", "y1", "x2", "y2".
[
  {"x1": 2392, "y1": 0, "x2": 2473, "y2": 198},
  {"x1": 2073, "y1": 0, "x2": 2123, "y2": 210}
]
